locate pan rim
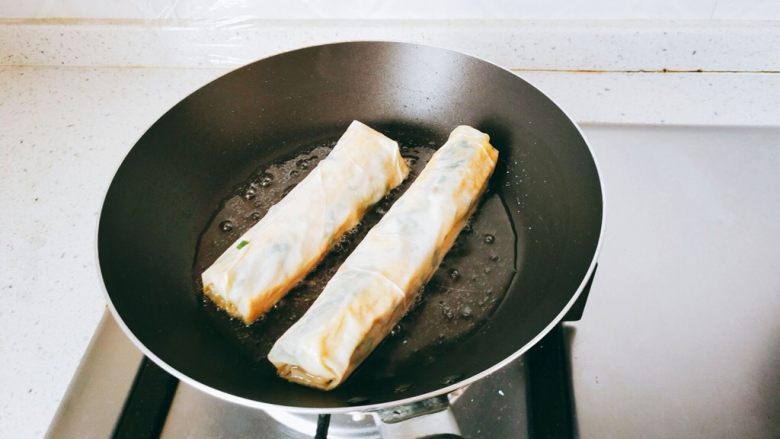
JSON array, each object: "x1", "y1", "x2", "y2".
[{"x1": 96, "y1": 40, "x2": 606, "y2": 414}]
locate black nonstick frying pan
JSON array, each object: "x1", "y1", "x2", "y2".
[{"x1": 99, "y1": 42, "x2": 603, "y2": 418}]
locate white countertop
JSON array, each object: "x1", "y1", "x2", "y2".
[{"x1": 0, "y1": 20, "x2": 778, "y2": 438}]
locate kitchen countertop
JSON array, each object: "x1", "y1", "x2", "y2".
[
  {"x1": 573, "y1": 124, "x2": 780, "y2": 438},
  {"x1": 0, "y1": 20, "x2": 778, "y2": 438}
]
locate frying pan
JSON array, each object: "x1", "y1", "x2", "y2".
[{"x1": 99, "y1": 42, "x2": 603, "y2": 420}]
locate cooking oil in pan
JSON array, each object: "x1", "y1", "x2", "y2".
[{"x1": 193, "y1": 135, "x2": 516, "y2": 375}]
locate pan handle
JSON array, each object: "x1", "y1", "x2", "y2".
[{"x1": 373, "y1": 395, "x2": 462, "y2": 438}]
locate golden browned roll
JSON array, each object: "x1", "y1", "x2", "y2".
[
  {"x1": 268, "y1": 125, "x2": 498, "y2": 389},
  {"x1": 201, "y1": 121, "x2": 409, "y2": 324}
]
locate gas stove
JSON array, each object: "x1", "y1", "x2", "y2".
[
  {"x1": 47, "y1": 270, "x2": 594, "y2": 439},
  {"x1": 46, "y1": 125, "x2": 780, "y2": 439}
]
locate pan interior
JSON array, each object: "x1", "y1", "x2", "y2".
[
  {"x1": 193, "y1": 126, "x2": 517, "y2": 397},
  {"x1": 98, "y1": 42, "x2": 602, "y2": 410}
]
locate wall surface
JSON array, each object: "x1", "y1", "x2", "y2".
[{"x1": 1, "y1": 0, "x2": 779, "y2": 20}]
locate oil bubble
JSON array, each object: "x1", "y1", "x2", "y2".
[
  {"x1": 483, "y1": 234, "x2": 495, "y2": 244},
  {"x1": 258, "y1": 173, "x2": 273, "y2": 187},
  {"x1": 219, "y1": 220, "x2": 233, "y2": 232}
]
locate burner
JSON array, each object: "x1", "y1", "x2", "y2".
[
  {"x1": 264, "y1": 388, "x2": 470, "y2": 438},
  {"x1": 265, "y1": 411, "x2": 380, "y2": 438}
]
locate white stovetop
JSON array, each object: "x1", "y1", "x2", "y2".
[{"x1": 0, "y1": 20, "x2": 777, "y2": 439}]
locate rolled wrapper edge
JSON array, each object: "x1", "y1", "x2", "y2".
[
  {"x1": 268, "y1": 125, "x2": 498, "y2": 389},
  {"x1": 200, "y1": 121, "x2": 408, "y2": 324}
]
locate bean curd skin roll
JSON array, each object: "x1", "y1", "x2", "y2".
[
  {"x1": 201, "y1": 121, "x2": 409, "y2": 324},
  {"x1": 268, "y1": 126, "x2": 498, "y2": 390}
]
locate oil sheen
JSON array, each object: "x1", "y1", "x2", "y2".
[{"x1": 193, "y1": 134, "x2": 516, "y2": 377}]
